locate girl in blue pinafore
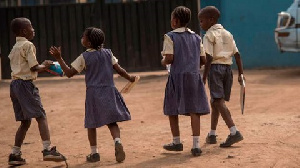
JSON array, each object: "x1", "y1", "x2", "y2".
[
  {"x1": 161, "y1": 6, "x2": 210, "y2": 156},
  {"x1": 49, "y1": 27, "x2": 137, "y2": 163}
]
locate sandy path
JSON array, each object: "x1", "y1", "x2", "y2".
[{"x1": 0, "y1": 68, "x2": 299, "y2": 168}]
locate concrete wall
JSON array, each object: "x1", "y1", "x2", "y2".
[{"x1": 201, "y1": 0, "x2": 300, "y2": 69}]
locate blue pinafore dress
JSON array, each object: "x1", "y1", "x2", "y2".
[
  {"x1": 164, "y1": 31, "x2": 210, "y2": 116},
  {"x1": 83, "y1": 49, "x2": 131, "y2": 128}
]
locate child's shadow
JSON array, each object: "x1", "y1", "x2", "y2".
[
  {"x1": 8, "y1": 166, "x2": 66, "y2": 168},
  {"x1": 71, "y1": 152, "x2": 190, "y2": 168},
  {"x1": 130, "y1": 152, "x2": 191, "y2": 168}
]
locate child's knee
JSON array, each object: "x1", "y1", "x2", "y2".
[
  {"x1": 190, "y1": 113, "x2": 200, "y2": 118},
  {"x1": 21, "y1": 120, "x2": 31, "y2": 129},
  {"x1": 107, "y1": 122, "x2": 118, "y2": 128},
  {"x1": 211, "y1": 98, "x2": 225, "y2": 108}
]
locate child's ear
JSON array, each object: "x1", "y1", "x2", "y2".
[
  {"x1": 22, "y1": 29, "x2": 27, "y2": 35},
  {"x1": 209, "y1": 18, "x2": 217, "y2": 24},
  {"x1": 175, "y1": 18, "x2": 180, "y2": 26}
]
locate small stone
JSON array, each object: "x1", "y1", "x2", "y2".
[{"x1": 227, "y1": 155, "x2": 234, "y2": 158}]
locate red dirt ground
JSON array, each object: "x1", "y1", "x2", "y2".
[{"x1": 0, "y1": 68, "x2": 299, "y2": 168}]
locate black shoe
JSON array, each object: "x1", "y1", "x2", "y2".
[
  {"x1": 206, "y1": 133, "x2": 217, "y2": 144},
  {"x1": 86, "y1": 153, "x2": 100, "y2": 162},
  {"x1": 220, "y1": 131, "x2": 244, "y2": 148},
  {"x1": 163, "y1": 143, "x2": 183, "y2": 151},
  {"x1": 190, "y1": 148, "x2": 202, "y2": 156},
  {"x1": 115, "y1": 142, "x2": 125, "y2": 162},
  {"x1": 8, "y1": 152, "x2": 26, "y2": 166},
  {"x1": 42, "y1": 146, "x2": 66, "y2": 162}
]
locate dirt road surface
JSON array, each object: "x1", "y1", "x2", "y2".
[{"x1": 0, "y1": 68, "x2": 299, "y2": 168}]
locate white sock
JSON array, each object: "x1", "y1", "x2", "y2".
[
  {"x1": 114, "y1": 138, "x2": 121, "y2": 144},
  {"x1": 42, "y1": 140, "x2": 51, "y2": 150},
  {"x1": 173, "y1": 136, "x2": 180, "y2": 144},
  {"x1": 209, "y1": 130, "x2": 216, "y2": 136},
  {"x1": 12, "y1": 146, "x2": 21, "y2": 155},
  {"x1": 90, "y1": 145, "x2": 98, "y2": 154},
  {"x1": 229, "y1": 126, "x2": 238, "y2": 135},
  {"x1": 192, "y1": 136, "x2": 200, "y2": 149}
]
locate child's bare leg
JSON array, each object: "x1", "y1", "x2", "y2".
[
  {"x1": 36, "y1": 117, "x2": 66, "y2": 161},
  {"x1": 107, "y1": 123, "x2": 120, "y2": 139},
  {"x1": 213, "y1": 98, "x2": 234, "y2": 128},
  {"x1": 215, "y1": 99, "x2": 244, "y2": 147},
  {"x1": 190, "y1": 113, "x2": 200, "y2": 136},
  {"x1": 206, "y1": 101, "x2": 219, "y2": 144},
  {"x1": 190, "y1": 113, "x2": 202, "y2": 156},
  {"x1": 86, "y1": 128, "x2": 100, "y2": 162},
  {"x1": 9, "y1": 120, "x2": 31, "y2": 165},
  {"x1": 169, "y1": 115, "x2": 180, "y2": 137},
  {"x1": 14, "y1": 120, "x2": 31, "y2": 147},
  {"x1": 87, "y1": 128, "x2": 97, "y2": 146},
  {"x1": 163, "y1": 115, "x2": 183, "y2": 151},
  {"x1": 210, "y1": 101, "x2": 220, "y2": 131},
  {"x1": 36, "y1": 117, "x2": 50, "y2": 141},
  {"x1": 107, "y1": 123, "x2": 125, "y2": 162}
]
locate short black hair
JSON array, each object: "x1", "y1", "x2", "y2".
[
  {"x1": 11, "y1": 17, "x2": 31, "y2": 35},
  {"x1": 84, "y1": 27, "x2": 105, "y2": 50},
  {"x1": 171, "y1": 6, "x2": 191, "y2": 27},
  {"x1": 198, "y1": 6, "x2": 220, "y2": 21}
]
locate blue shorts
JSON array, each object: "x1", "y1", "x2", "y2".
[
  {"x1": 208, "y1": 64, "x2": 233, "y2": 102},
  {"x1": 10, "y1": 80, "x2": 46, "y2": 121}
]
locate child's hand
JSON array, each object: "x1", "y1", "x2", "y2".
[
  {"x1": 49, "y1": 46, "x2": 62, "y2": 60},
  {"x1": 42, "y1": 60, "x2": 53, "y2": 68},
  {"x1": 238, "y1": 74, "x2": 246, "y2": 85},
  {"x1": 129, "y1": 75, "x2": 136, "y2": 82}
]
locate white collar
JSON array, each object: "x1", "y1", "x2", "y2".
[
  {"x1": 171, "y1": 27, "x2": 195, "y2": 34},
  {"x1": 86, "y1": 48, "x2": 96, "y2": 52},
  {"x1": 16, "y1": 37, "x2": 28, "y2": 42},
  {"x1": 207, "y1": 24, "x2": 224, "y2": 32}
]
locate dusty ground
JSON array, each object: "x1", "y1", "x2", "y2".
[{"x1": 0, "y1": 68, "x2": 300, "y2": 168}]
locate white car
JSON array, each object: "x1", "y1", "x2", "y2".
[{"x1": 275, "y1": 0, "x2": 300, "y2": 52}]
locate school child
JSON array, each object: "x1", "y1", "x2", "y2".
[
  {"x1": 49, "y1": 27, "x2": 137, "y2": 163},
  {"x1": 198, "y1": 6, "x2": 245, "y2": 147},
  {"x1": 161, "y1": 6, "x2": 210, "y2": 156},
  {"x1": 8, "y1": 17, "x2": 66, "y2": 166}
]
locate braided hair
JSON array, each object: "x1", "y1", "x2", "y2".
[
  {"x1": 84, "y1": 27, "x2": 105, "y2": 50},
  {"x1": 171, "y1": 6, "x2": 191, "y2": 27}
]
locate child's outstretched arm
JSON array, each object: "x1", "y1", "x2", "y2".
[
  {"x1": 49, "y1": 46, "x2": 78, "y2": 78},
  {"x1": 30, "y1": 60, "x2": 53, "y2": 72},
  {"x1": 234, "y1": 52, "x2": 245, "y2": 83},
  {"x1": 113, "y1": 63, "x2": 136, "y2": 82},
  {"x1": 161, "y1": 54, "x2": 173, "y2": 66},
  {"x1": 202, "y1": 53, "x2": 213, "y2": 85}
]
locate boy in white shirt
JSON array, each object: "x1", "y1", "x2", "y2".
[
  {"x1": 8, "y1": 17, "x2": 66, "y2": 165},
  {"x1": 198, "y1": 6, "x2": 245, "y2": 147}
]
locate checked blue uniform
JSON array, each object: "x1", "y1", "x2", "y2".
[
  {"x1": 163, "y1": 31, "x2": 210, "y2": 116},
  {"x1": 83, "y1": 49, "x2": 131, "y2": 128}
]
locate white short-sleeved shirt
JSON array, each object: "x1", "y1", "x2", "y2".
[
  {"x1": 161, "y1": 27, "x2": 206, "y2": 57},
  {"x1": 203, "y1": 24, "x2": 239, "y2": 65},
  {"x1": 71, "y1": 49, "x2": 118, "y2": 73},
  {"x1": 8, "y1": 37, "x2": 39, "y2": 80}
]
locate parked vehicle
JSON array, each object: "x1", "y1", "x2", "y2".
[{"x1": 275, "y1": 0, "x2": 300, "y2": 52}]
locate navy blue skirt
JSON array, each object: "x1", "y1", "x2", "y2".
[
  {"x1": 85, "y1": 86, "x2": 131, "y2": 128},
  {"x1": 164, "y1": 73, "x2": 210, "y2": 116}
]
